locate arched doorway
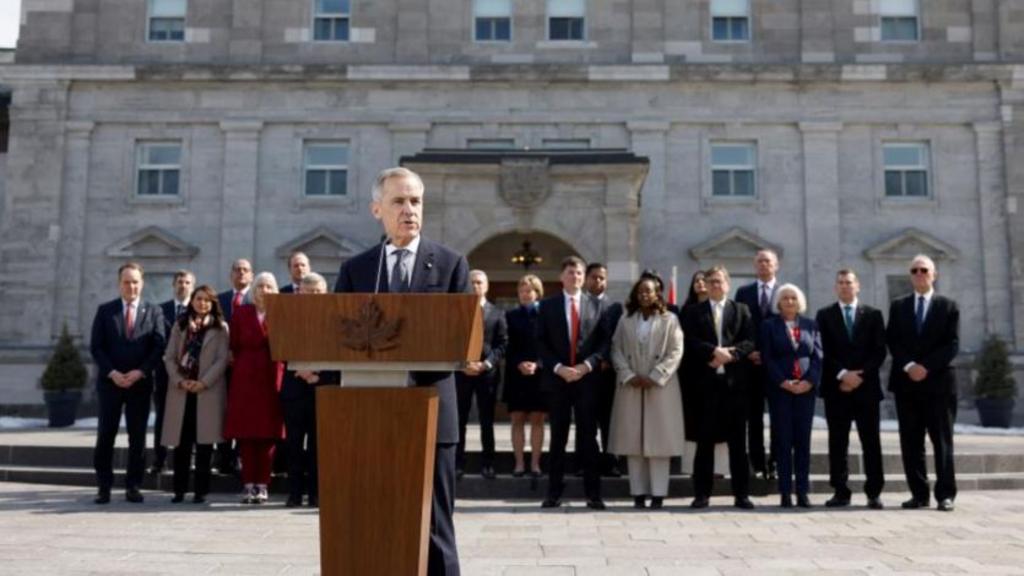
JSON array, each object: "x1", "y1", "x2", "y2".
[{"x1": 466, "y1": 231, "x2": 580, "y2": 308}]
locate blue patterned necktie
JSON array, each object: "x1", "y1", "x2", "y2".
[
  {"x1": 389, "y1": 248, "x2": 410, "y2": 293},
  {"x1": 843, "y1": 305, "x2": 854, "y2": 340},
  {"x1": 914, "y1": 295, "x2": 925, "y2": 335}
]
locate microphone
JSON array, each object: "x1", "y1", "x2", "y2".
[{"x1": 373, "y1": 239, "x2": 388, "y2": 294}]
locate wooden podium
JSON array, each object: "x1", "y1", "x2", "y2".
[{"x1": 264, "y1": 294, "x2": 483, "y2": 576}]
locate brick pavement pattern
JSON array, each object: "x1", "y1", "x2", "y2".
[{"x1": 2, "y1": 483, "x2": 1023, "y2": 575}]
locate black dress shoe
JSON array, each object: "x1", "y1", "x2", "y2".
[
  {"x1": 541, "y1": 498, "x2": 562, "y2": 509},
  {"x1": 285, "y1": 496, "x2": 302, "y2": 508},
  {"x1": 192, "y1": 494, "x2": 207, "y2": 504},
  {"x1": 901, "y1": 498, "x2": 929, "y2": 509},
  {"x1": 605, "y1": 465, "x2": 623, "y2": 478},
  {"x1": 147, "y1": 463, "x2": 165, "y2": 476},
  {"x1": 586, "y1": 499, "x2": 607, "y2": 511},
  {"x1": 307, "y1": 496, "x2": 319, "y2": 508},
  {"x1": 796, "y1": 494, "x2": 812, "y2": 508},
  {"x1": 125, "y1": 488, "x2": 144, "y2": 503},
  {"x1": 780, "y1": 494, "x2": 793, "y2": 508},
  {"x1": 937, "y1": 498, "x2": 955, "y2": 512},
  {"x1": 481, "y1": 466, "x2": 497, "y2": 480},
  {"x1": 170, "y1": 494, "x2": 185, "y2": 504},
  {"x1": 94, "y1": 490, "x2": 111, "y2": 505},
  {"x1": 867, "y1": 497, "x2": 884, "y2": 510},
  {"x1": 825, "y1": 494, "x2": 851, "y2": 508},
  {"x1": 734, "y1": 497, "x2": 755, "y2": 510},
  {"x1": 512, "y1": 469, "x2": 525, "y2": 478},
  {"x1": 650, "y1": 497, "x2": 664, "y2": 510},
  {"x1": 530, "y1": 469, "x2": 543, "y2": 479},
  {"x1": 690, "y1": 497, "x2": 709, "y2": 509},
  {"x1": 633, "y1": 496, "x2": 647, "y2": 509}
]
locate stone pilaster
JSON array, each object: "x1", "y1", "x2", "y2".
[
  {"x1": 1000, "y1": 91, "x2": 1024, "y2": 351},
  {"x1": 218, "y1": 120, "x2": 263, "y2": 275},
  {"x1": 627, "y1": 120, "x2": 668, "y2": 284},
  {"x1": 799, "y1": 121, "x2": 843, "y2": 311},
  {"x1": 396, "y1": 0, "x2": 429, "y2": 64},
  {"x1": 974, "y1": 121, "x2": 1014, "y2": 340},
  {"x1": 51, "y1": 120, "x2": 94, "y2": 339}
]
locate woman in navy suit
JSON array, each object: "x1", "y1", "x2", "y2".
[
  {"x1": 503, "y1": 274, "x2": 546, "y2": 478},
  {"x1": 761, "y1": 283, "x2": 822, "y2": 508}
]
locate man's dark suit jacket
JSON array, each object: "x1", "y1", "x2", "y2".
[
  {"x1": 90, "y1": 299, "x2": 166, "y2": 387},
  {"x1": 815, "y1": 302, "x2": 887, "y2": 402},
  {"x1": 333, "y1": 236, "x2": 470, "y2": 444},
  {"x1": 474, "y1": 301, "x2": 508, "y2": 382},
  {"x1": 886, "y1": 293, "x2": 960, "y2": 397},
  {"x1": 682, "y1": 299, "x2": 756, "y2": 388},
  {"x1": 535, "y1": 292, "x2": 610, "y2": 385},
  {"x1": 736, "y1": 280, "x2": 779, "y2": 346},
  {"x1": 154, "y1": 300, "x2": 180, "y2": 385}
]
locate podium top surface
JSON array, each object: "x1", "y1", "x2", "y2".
[{"x1": 264, "y1": 293, "x2": 483, "y2": 364}]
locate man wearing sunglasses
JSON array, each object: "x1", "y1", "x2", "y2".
[{"x1": 886, "y1": 255, "x2": 960, "y2": 512}]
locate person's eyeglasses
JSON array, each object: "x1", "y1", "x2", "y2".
[{"x1": 910, "y1": 267, "x2": 930, "y2": 275}]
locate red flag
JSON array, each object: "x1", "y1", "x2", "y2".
[{"x1": 668, "y1": 265, "x2": 678, "y2": 306}]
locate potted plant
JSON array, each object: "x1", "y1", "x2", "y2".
[
  {"x1": 39, "y1": 324, "x2": 88, "y2": 428},
  {"x1": 974, "y1": 335, "x2": 1017, "y2": 428}
]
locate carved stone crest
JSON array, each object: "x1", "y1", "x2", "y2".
[
  {"x1": 500, "y1": 158, "x2": 550, "y2": 208},
  {"x1": 339, "y1": 300, "x2": 403, "y2": 356}
]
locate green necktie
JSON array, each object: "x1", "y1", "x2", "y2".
[{"x1": 843, "y1": 305, "x2": 854, "y2": 339}]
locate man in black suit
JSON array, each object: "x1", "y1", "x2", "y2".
[
  {"x1": 334, "y1": 167, "x2": 467, "y2": 576},
  {"x1": 537, "y1": 256, "x2": 610, "y2": 510},
  {"x1": 583, "y1": 262, "x2": 624, "y2": 478},
  {"x1": 280, "y1": 251, "x2": 310, "y2": 294},
  {"x1": 149, "y1": 269, "x2": 194, "y2": 475},
  {"x1": 887, "y1": 254, "x2": 960, "y2": 512},
  {"x1": 682, "y1": 265, "x2": 756, "y2": 509},
  {"x1": 455, "y1": 270, "x2": 508, "y2": 480},
  {"x1": 815, "y1": 269, "x2": 887, "y2": 509},
  {"x1": 213, "y1": 257, "x2": 252, "y2": 475},
  {"x1": 90, "y1": 262, "x2": 166, "y2": 504},
  {"x1": 735, "y1": 249, "x2": 780, "y2": 479}
]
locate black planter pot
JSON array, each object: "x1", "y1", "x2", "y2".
[
  {"x1": 975, "y1": 397, "x2": 1016, "y2": 428},
  {"x1": 44, "y1": 390, "x2": 83, "y2": 428}
]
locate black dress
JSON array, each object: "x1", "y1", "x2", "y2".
[{"x1": 503, "y1": 303, "x2": 546, "y2": 413}]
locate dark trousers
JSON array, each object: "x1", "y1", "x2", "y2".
[
  {"x1": 546, "y1": 377, "x2": 601, "y2": 501},
  {"x1": 895, "y1": 388, "x2": 958, "y2": 502},
  {"x1": 769, "y1": 391, "x2": 816, "y2": 497},
  {"x1": 824, "y1": 393, "x2": 884, "y2": 499},
  {"x1": 747, "y1": 366, "x2": 771, "y2": 473},
  {"x1": 455, "y1": 374, "x2": 496, "y2": 469},
  {"x1": 152, "y1": 377, "x2": 168, "y2": 467},
  {"x1": 693, "y1": 381, "x2": 749, "y2": 499},
  {"x1": 172, "y1": 392, "x2": 212, "y2": 497},
  {"x1": 282, "y1": 395, "x2": 319, "y2": 500},
  {"x1": 595, "y1": 368, "x2": 616, "y2": 465},
  {"x1": 93, "y1": 381, "x2": 151, "y2": 491},
  {"x1": 428, "y1": 443, "x2": 461, "y2": 576}
]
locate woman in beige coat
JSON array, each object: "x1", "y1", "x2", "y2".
[
  {"x1": 609, "y1": 274, "x2": 685, "y2": 509},
  {"x1": 162, "y1": 285, "x2": 230, "y2": 503}
]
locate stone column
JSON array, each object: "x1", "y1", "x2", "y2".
[
  {"x1": 799, "y1": 121, "x2": 843, "y2": 311},
  {"x1": 627, "y1": 120, "x2": 667, "y2": 285},
  {"x1": 51, "y1": 121, "x2": 94, "y2": 339},
  {"x1": 1000, "y1": 91, "x2": 1024, "y2": 350},
  {"x1": 974, "y1": 121, "x2": 1014, "y2": 340},
  {"x1": 218, "y1": 120, "x2": 263, "y2": 275}
]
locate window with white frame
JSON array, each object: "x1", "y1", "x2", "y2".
[
  {"x1": 711, "y1": 0, "x2": 750, "y2": 42},
  {"x1": 304, "y1": 143, "x2": 349, "y2": 196},
  {"x1": 880, "y1": 0, "x2": 919, "y2": 42},
  {"x1": 467, "y1": 138, "x2": 516, "y2": 149},
  {"x1": 147, "y1": 0, "x2": 186, "y2": 42},
  {"x1": 313, "y1": 0, "x2": 351, "y2": 42},
  {"x1": 883, "y1": 143, "x2": 930, "y2": 197},
  {"x1": 541, "y1": 138, "x2": 591, "y2": 149},
  {"x1": 710, "y1": 143, "x2": 756, "y2": 197},
  {"x1": 547, "y1": 0, "x2": 585, "y2": 41},
  {"x1": 136, "y1": 142, "x2": 182, "y2": 196},
  {"x1": 475, "y1": 0, "x2": 512, "y2": 42}
]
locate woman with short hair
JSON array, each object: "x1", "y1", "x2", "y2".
[{"x1": 503, "y1": 274, "x2": 547, "y2": 478}]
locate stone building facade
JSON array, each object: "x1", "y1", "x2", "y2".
[{"x1": 0, "y1": 0, "x2": 1023, "y2": 409}]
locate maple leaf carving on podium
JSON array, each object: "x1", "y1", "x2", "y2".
[{"x1": 338, "y1": 300, "x2": 403, "y2": 356}]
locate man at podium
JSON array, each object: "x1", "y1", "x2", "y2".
[{"x1": 334, "y1": 166, "x2": 468, "y2": 576}]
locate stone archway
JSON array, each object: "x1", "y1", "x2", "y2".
[{"x1": 466, "y1": 230, "x2": 581, "y2": 307}]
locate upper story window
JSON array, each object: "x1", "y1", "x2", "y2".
[
  {"x1": 711, "y1": 0, "x2": 750, "y2": 42},
  {"x1": 467, "y1": 138, "x2": 516, "y2": 150},
  {"x1": 711, "y1": 143, "x2": 756, "y2": 197},
  {"x1": 304, "y1": 142, "x2": 349, "y2": 196},
  {"x1": 475, "y1": 0, "x2": 512, "y2": 42},
  {"x1": 136, "y1": 142, "x2": 182, "y2": 196},
  {"x1": 314, "y1": 0, "x2": 351, "y2": 42},
  {"x1": 547, "y1": 0, "x2": 585, "y2": 41},
  {"x1": 880, "y1": 0, "x2": 919, "y2": 42},
  {"x1": 883, "y1": 143, "x2": 930, "y2": 197},
  {"x1": 147, "y1": 0, "x2": 186, "y2": 42}
]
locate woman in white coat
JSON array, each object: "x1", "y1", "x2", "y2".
[{"x1": 609, "y1": 274, "x2": 686, "y2": 509}]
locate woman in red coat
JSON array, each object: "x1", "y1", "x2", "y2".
[{"x1": 224, "y1": 271, "x2": 284, "y2": 504}]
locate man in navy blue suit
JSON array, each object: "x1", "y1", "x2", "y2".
[
  {"x1": 90, "y1": 262, "x2": 166, "y2": 504},
  {"x1": 334, "y1": 166, "x2": 468, "y2": 576},
  {"x1": 280, "y1": 252, "x2": 310, "y2": 294},
  {"x1": 150, "y1": 269, "x2": 194, "y2": 475}
]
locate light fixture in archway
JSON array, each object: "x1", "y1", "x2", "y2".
[{"x1": 510, "y1": 241, "x2": 543, "y2": 270}]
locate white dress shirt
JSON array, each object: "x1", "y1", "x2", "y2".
[
  {"x1": 904, "y1": 289, "x2": 935, "y2": 373},
  {"x1": 709, "y1": 298, "x2": 726, "y2": 374},
  {"x1": 555, "y1": 290, "x2": 592, "y2": 372},
  {"x1": 836, "y1": 298, "x2": 858, "y2": 381},
  {"x1": 385, "y1": 235, "x2": 421, "y2": 285}
]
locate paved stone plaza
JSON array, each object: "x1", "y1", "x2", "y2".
[{"x1": 1, "y1": 481, "x2": 1023, "y2": 576}]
